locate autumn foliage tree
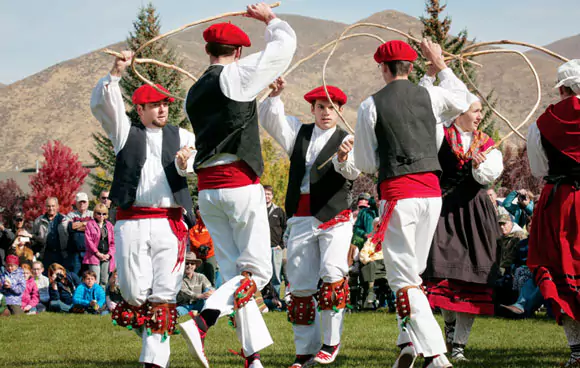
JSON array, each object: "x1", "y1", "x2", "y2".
[
  {"x1": 0, "y1": 179, "x2": 26, "y2": 225},
  {"x1": 261, "y1": 137, "x2": 290, "y2": 207},
  {"x1": 24, "y1": 141, "x2": 90, "y2": 220}
]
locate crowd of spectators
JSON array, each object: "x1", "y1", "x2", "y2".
[{"x1": 0, "y1": 184, "x2": 544, "y2": 322}]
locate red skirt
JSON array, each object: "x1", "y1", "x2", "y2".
[
  {"x1": 427, "y1": 279, "x2": 494, "y2": 315},
  {"x1": 528, "y1": 183, "x2": 580, "y2": 324}
]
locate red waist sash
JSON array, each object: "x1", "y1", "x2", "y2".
[
  {"x1": 294, "y1": 194, "x2": 352, "y2": 230},
  {"x1": 117, "y1": 206, "x2": 188, "y2": 272},
  {"x1": 371, "y1": 172, "x2": 441, "y2": 245},
  {"x1": 197, "y1": 161, "x2": 259, "y2": 191}
]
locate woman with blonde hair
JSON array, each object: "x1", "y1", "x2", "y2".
[{"x1": 83, "y1": 203, "x2": 115, "y2": 287}]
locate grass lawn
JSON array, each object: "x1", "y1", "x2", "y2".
[{"x1": 0, "y1": 310, "x2": 569, "y2": 367}]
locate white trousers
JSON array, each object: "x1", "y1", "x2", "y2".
[
  {"x1": 198, "y1": 184, "x2": 273, "y2": 355},
  {"x1": 380, "y1": 197, "x2": 447, "y2": 357},
  {"x1": 286, "y1": 216, "x2": 352, "y2": 355},
  {"x1": 115, "y1": 218, "x2": 184, "y2": 368},
  {"x1": 441, "y1": 309, "x2": 476, "y2": 346}
]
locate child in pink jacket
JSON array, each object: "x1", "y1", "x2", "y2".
[{"x1": 21, "y1": 264, "x2": 39, "y2": 314}]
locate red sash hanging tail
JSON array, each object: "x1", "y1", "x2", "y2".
[
  {"x1": 117, "y1": 206, "x2": 188, "y2": 272},
  {"x1": 371, "y1": 172, "x2": 441, "y2": 245}
]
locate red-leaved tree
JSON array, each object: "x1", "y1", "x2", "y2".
[
  {"x1": 24, "y1": 141, "x2": 90, "y2": 220},
  {"x1": 0, "y1": 179, "x2": 26, "y2": 225},
  {"x1": 498, "y1": 143, "x2": 545, "y2": 197}
]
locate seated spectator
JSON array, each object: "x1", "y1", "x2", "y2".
[
  {"x1": 359, "y1": 219, "x2": 395, "y2": 312},
  {"x1": 176, "y1": 252, "x2": 213, "y2": 317},
  {"x1": 48, "y1": 263, "x2": 80, "y2": 313},
  {"x1": 502, "y1": 189, "x2": 534, "y2": 229},
  {"x1": 260, "y1": 281, "x2": 285, "y2": 312},
  {"x1": 189, "y1": 206, "x2": 217, "y2": 287},
  {"x1": 0, "y1": 255, "x2": 26, "y2": 315},
  {"x1": 31, "y1": 261, "x2": 49, "y2": 312},
  {"x1": 71, "y1": 270, "x2": 106, "y2": 314},
  {"x1": 20, "y1": 264, "x2": 39, "y2": 314},
  {"x1": 498, "y1": 214, "x2": 528, "y2": 274},
  {"x1": 83, "y1": 203, "x2": 115, "y2": 287},
  {"x1": 105, "y1": 270, "x2": 122, "y2": 313}
]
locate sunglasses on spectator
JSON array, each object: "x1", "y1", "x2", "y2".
[
  {"x1": 15, "y1": 218, "x2": 24, "y2": 222},
  {"x1": 95, "y1": 212, "x2": 108, "y2": 216},
  {"x1": 101, "y1": 196, "x2": 109, "y2": 200},
  {"x1": 185, "y1": 262, "x2": 197, "y2": 266}
]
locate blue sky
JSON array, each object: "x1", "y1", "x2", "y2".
[{"x1": 1, "y1": 0, "x2": 578, "y2": 84}]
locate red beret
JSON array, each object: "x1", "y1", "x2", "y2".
[
  {"x1": 304, "y1": 85, "x2": 348, "y2": 105},
  {"x1": 132, "y1": 84, "x2": 175, "y2": 105},
  {"x1": 374, "y1": 40, "x2": 418, "y2": 63},
  {"x1": 6, "y1": 254, "x2": 19, "y2": 266},
  {"x1": 203, "y1": 23, "x2": 251, "y2": 47}
]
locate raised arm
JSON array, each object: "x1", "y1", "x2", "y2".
[
  {"x1": 90, "y1": 51, "x2": 133, "y2": 154},
  {"x1": 220, "y1": 5, "x2": 297, "y2": 102},
  {"x1": 420, "y1": 39, "x2": 470, "y2": 123},
  {"x1": 258, "y1": 77, "x2": 302, "y2": 155},
  {"x1": 354, "y1": 97, "x2": 380, "y2": 174}
]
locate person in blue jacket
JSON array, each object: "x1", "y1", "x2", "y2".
[
  {"x1": 71, "y1": 270, "x2": 106, "y2": 314},
  {"x1": 502, "y1": 189, "x2": 534, "y2": 228}
]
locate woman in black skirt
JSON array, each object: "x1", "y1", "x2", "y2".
[{"x1": 420, "y1": 79, "x2": 504, "y2": 362}]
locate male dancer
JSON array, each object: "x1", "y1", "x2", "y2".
[
  {"x1": 353, "y1": 39, "x2": 473, "y2": 368},
  {"x1": 259, "y1": 79, "x2": 359, "y2": 367},
  {"x1": 179, "y1": 3, "x2": 297, "y2": 368},
  {"x1": 91, "y1": 51, "x2": 195, "y2": 368},
  {"x1": 527, "y1": 59, "x2": 580, "y2": 368}
]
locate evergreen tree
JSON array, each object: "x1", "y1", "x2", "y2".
[
  {"x1": 89, "y1": 2, "x2": 187, "y2": 195},
  {"x1": 410, "y1": 0, "x2": 500, "y2": 141},
  {"x1": 24, "y1": 141, "x2": 90, "y2": 220}
]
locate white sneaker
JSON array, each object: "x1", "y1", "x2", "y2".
[
  {"x1": 248, "y1": 358, "x2": 264, "y2": 368},
  {"x1": 392, "y1": 344, "x2": 417, "y2": 368},
  {"x1": 424, "y1": 354, "x2": 452, "y2": 368},
  {"x1": 180, "y1": 317, "x2": 210, "y2": 368}
]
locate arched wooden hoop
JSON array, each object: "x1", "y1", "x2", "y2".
[{"x1": 124, "y1": 2, "x2": 281, "y2": 101}]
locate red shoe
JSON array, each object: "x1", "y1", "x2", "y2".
[
  {"x1": 289, "y1": 354, "x2": 315, "y2": 368},
  {"x1": 314, "y1": 344, "x2": 340, "y2": 365},
  {"x1": 180, "y1": 312, "x2": 210, "y2": 368}
]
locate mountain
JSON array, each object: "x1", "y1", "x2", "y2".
[
  {"x1": 528, "y1": 34, "x2": 580, "y2": 60},
  {"x1": 0, "y1": 10, "x2": 571, "y2": 171}
]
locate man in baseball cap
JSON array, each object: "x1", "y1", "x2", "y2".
[{"x1": 526, "y1": 58, "x2": 580, "y2": 367}]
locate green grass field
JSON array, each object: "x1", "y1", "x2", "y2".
[{"x1": 0, "y1": 311, "x2": 570, "y2": 367}]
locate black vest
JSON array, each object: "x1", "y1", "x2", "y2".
[
  {"x1": 185, "y1": 65, "x2": 264, "y2": 176},
  {"x1": 541, "y1": 135, "x2": 580, "y2": 177},
  {"x1": 109, "y1": 124, "x2": 195, "y2": 227},
  {"x1": 438, "y1": 139, "x2": 482, "y2": 204},
  {"x1": 285, "y1": 124, "x2": 353, "y2": 222},
  {"x1": 373, "y1": 80, "x2": 441, "y2": 184}
]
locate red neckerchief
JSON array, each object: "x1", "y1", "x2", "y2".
[{"x1": 444, "y1": 124, "x2": 494, "y2": 168}]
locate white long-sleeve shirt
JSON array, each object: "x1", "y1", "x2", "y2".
[
  {"x1": 354, "y1": 68, "x2": 471, "y2": 174},
  {"x1": 90, "y1": 74, "x2": 196, "y2": 208},
  {"x1": 258, "y1": 96, "x2": 360, "y2": 194},
  {"x1": 526, "y1": 122, "x2": 550, "y2": 178},
  {"x1": 188, "y1": 17, "x2": 297, "y2": 169}
]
